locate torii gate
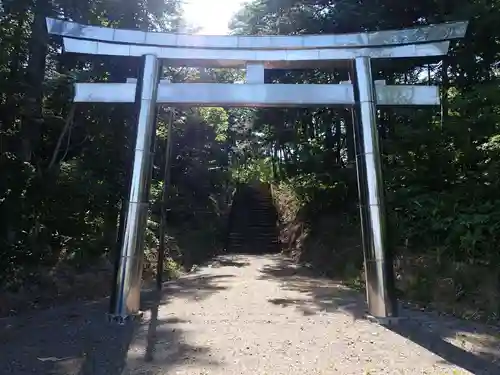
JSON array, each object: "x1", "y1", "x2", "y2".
[{"x1": 46, "y1": 18, "x2": 468, "y2": 324}]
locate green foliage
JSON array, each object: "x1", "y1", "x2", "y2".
[
  {"x1": 0, "y1": 0, "x2": 232, "y2": 291},
  {"x1": 229, "y1": 0, "x2": 500, "y2": 319},
  {"x1": 198, "y1": 107, "x2": 229, "y2": 141},
  {"x1": 232, "y1": 157, "x2": 274, "y2": 183}
]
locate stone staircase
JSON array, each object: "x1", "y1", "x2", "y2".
[{"x1": 226, "y1": 182, "x2": 280, "y2": 254}]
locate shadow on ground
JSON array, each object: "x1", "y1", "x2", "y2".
[
  {"x1": 259, "y1": 256, "x2": 367, "y2": 320},
  {"x1": 208, "y1": 257, "x2": 251, "y2": 269},
  {"x1": 0, "y1": 272, "x2": 232, "y2": 375},
  {"x1": 260, "y1": 256, "x2": 500, "y2": 375},
  {"x1": 389, "y1": 309, "x2": 500, "y2": 375}
]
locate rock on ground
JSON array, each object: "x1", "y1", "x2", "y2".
[{"x1": 1, "y1": 254, "x2": 500, "y2": 375}]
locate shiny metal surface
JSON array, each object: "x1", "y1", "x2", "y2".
[
  {"x1": 353, "y1": 56, "x2": 397, "y2": 319},
  {"x1": 62, "y1": 37, "x2": 450, "y2": 68},
  {"x1": 109, "y1": 54, "x2": 160, "y2": 321},
  {"x1": 75, "y1": 83, "x2": 353, "y2": 106},
  {"x1": 377, "y1": 85, "x2": 439, "y2": 105},
  {"x1": 246, "y1": 63, "x2": 265, "y2": 83},
  {"x1": 73, "y1": 82, "x2": 439, "y2": 107},
  {"x1": 157, "y1": 108, "x2": 174, "y2": 290},
  {"x1": 75, "y1": 83, "x2": 135, "y2": 102},
  {"x1": 47, "y1": 17, "x2": 467, "y2": 49},
  {"x1": 340, "y1": 80, "x2": 440, "y2": 105}
]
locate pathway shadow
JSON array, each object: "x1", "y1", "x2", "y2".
[
  {"x1": 0, "y1": 298, "x2": 136, "y2": 375},
  {"x1": 0, "y1": 272, "x2": 230, "y2": 375},
  {"x1": 259, "y1": 256, "x2": 367, "y2": 320},
  {"x1": 388, "y1": 309, "x2": 500, "y2": 375},
  {"x1": 125, "y1": 289, "x2": 222, "y2": 374},
  {"x1": 208, "y1": 256, "x2": 251, "y2": 269},
  {"x1": 135, "y1": 273, "x2": 232, "y2": 366},
  {"x1": 261, "y1": 256, "x2": 500, "y2": 375}
]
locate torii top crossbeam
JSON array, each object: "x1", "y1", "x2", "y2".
[
  {"x1": 46, "y1": 18, "x2": 467, "y2": 69},
  {"x1": 45, "y1": 18, "x2": 468, "y2": 107}
]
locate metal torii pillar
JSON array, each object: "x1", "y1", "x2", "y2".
[
  {"x1": 108, "y1": 54, "x2": 161, "y2": 323},
  {"x1": 352, "y1": 57, "x2": 396, "y2": 320}
]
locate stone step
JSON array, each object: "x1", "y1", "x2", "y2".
[
  {"x1": 234, "y1": 210, "x2": 277, "y2": 218},
  {"x1": 229, "y1": 244, "x2": 278, "y2": 247},
  {"x1": 229, "y1": 230, "x2": 276, "y2": 234},
  {"x1": 228, "y1": 234, "x2": 278, "y2": 239},
  {"x1": 230, "y1": 232, "x2": 277, "y2": 236},
  {"x1": 229, "y1": 246, "x2": 280, "y2": 252},
  {"x1": 230, "y1": 228, "x2": 277, "y2": 232},
  {"x1": 229, "y1": 237, "x2": 279, "y2": 243},
  {"x1": 232, "y1": 223, "x2": 277, "y2": 225},
  {"x1": 228, "y1": 235, "x2": 278, "y2": 240},
  {"x1": 227, "y1": 185, "x2": 280, "y2": 254},
  {"x1": 229, "y1": 242, "x2": 279, "y2": 245},
  {"x1": 230, "y1": 230, "x2": 278, "y2": 234},
  {"x1": 232, "y1": 215, "x2": 276, "y2": 219},
  {"x1": 229, "y1": 229, "x2": 277, "y2": 233},
  {"x1": 231, "y1": 216, "x2": 276, "y2": 220},
  {"x1": 229, "y1": 233, "x2": 278, "y2": 238},
  {"x1": 228, "y1": 238, "x2": 279, "y2": 243},
  {"x1": 229, "y1": 243, "x2": 279, "y2": 247},
  {"x1": 230, "y1": 224, "x2": 277, "y2": 228},
  {"x1": 229, "y1": 246, "x2": 280, "y2": 251},
  {"x1": 231, "y1": 220, "x2": 276, "y2": 223}
]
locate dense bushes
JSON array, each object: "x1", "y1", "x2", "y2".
[
  {"x1": 0, "y1": 1, "x2": 232, "y2": 305},
  {"x1": 227, "y1": 0, "x2": 500, "y2": 322}
]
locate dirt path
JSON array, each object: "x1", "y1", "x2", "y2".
[{"x1": 1, "y1": 254, "x2": 500, "y2": 374}]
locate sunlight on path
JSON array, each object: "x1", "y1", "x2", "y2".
[
  {"x1": 1, "y1": 254, "x2": 498, "y2": 375},
  {"x1": 123, "y1": 255, "x2": 499, "y2": 375}
]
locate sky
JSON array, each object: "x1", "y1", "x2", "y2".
[{"x1": 182, "y1": 0, "x2": 248, "y2": 35}]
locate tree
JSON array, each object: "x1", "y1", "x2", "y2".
[
  {"x1": 228, "y1": 0, "x2": 500, "y2": 319},
  {"x1": 0, "y1": 0, "x2": 231, "y2": 291}
]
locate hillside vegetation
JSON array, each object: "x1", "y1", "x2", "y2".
[{"x1": 230, "y1": 0, "x2": 500, "y2": 322}]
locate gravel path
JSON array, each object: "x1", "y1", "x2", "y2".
[{"x1": 1, "y1": 254, "x2": 500, "y2": 375}]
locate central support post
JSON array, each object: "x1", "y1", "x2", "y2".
[
  {"x1": 352, "y1": 56, "x2": 397, "y2": 321},
  {"x1": 109, "y1": 54, "x2": 161, "y2": 323}
]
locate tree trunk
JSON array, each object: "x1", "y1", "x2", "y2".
[
  {"x1": 441, "y1": 58, "x2": 449, "y2": 129},
  {"x1": 334, "y1": 115, "x2": 342, "y2": 165},
  {"x1": 20, "y1": 0, "x2": 50, "y2": 162},
  {"x1": 344, "y1": 109, "x2": 356, "y2": 165}
]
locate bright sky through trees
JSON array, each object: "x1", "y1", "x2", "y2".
[{"x1": 182, "y1": 0, "x2": 247, "y2": 34}]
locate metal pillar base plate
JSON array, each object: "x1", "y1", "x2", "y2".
[
  {"x1": 365, "y1": 314, "x2": 407, "y2": 326},
  {"x1": 107, "y1": 311, "x2": 144, "y2": 325}
]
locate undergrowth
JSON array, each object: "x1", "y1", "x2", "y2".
[{"x1": 272, "y1": 181, "x2": 500, "y2": 323}]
